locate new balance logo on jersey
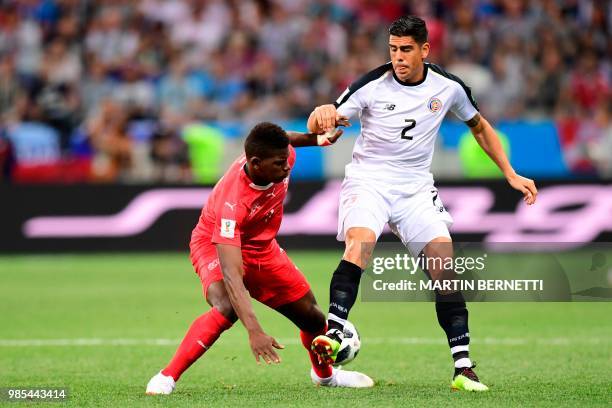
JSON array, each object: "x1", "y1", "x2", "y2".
[{"x1": 384, "y1": 103, "x2": 396, "y2": 111}]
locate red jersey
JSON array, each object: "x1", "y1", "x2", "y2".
[{"x1": 190, "y1": 145, "x2": 296, "y2": 258}]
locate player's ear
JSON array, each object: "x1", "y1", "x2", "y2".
[
  {"x1": 420, "y1": 42, "x2": 430, "y2": 59},
  {"x1": 250, "y1": 156, "x2": 262, "y2": 170}
]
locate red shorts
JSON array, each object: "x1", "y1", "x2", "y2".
[{"x1": 190, "y1": 240, "x2": 311, "y2": 309}]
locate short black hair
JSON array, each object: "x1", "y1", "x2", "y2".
[
  {"x1": 244, "y1": 122, "x2": 289, "y2": 159},
  {"x1": 389, "y1": 16, "x2": 428, "y2": 44}
]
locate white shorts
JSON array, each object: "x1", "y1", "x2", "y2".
[{"x1": 337, "y1": 177, "x2": 453, "y2": 257}]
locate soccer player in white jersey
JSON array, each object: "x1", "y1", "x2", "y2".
[{"x1": 307, "y1": 16, "x2": 538, "y2": 392}]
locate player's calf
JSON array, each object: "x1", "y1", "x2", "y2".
[
  {"x1": 151, "y1": 282, "x2": 237, "y2": 387},
  {"x1": 327, "y1": 228, "x2": 375, "y2": 334},
  {"x1": 327, "y1": 259, "x2": 363, "y2": 333},
  {"x1": 435, "y1": 291, "x2": 472, "y2": 369},
  {"x1": 315, "y1": 258, "x2": 363, "y2": 365},
  {"x1": 276, "y1": 291, "x2": 335, "y2": 378},
  {"x1": 145, "y1": 306, "x2": 233, "y2": 394},
  {"x1": 165, "y1": 308, "x2": 233, "y2": 380}
]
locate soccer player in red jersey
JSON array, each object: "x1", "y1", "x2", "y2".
[{"x1": 146, "y1": 122, "x2": 373, "y2": 394}]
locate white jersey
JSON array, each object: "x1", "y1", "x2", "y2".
[{"x1": 336, "y1": 62, "x2": 479, "y2": 185}]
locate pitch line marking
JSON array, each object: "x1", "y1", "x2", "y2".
[{"x1": 0, "y1": 337, "x2": 607, "y2": 347}]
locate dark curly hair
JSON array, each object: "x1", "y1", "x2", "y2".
[{"x1": 244, "y1": 122, "x2": 289, "y2": 159}]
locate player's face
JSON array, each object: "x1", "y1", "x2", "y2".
[
  {"x1": 389, "y1": 35, "x2": 430, "y2": 82},
  {"x1": 256, "y1": 148, "x2": 290, "y2": 184}
]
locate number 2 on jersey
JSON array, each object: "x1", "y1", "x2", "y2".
[{"x1": 401, "y1": 119, "x2": 416, "y2": 140}]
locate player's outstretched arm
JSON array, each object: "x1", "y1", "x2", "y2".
[
  {"x1": 467, "y1": 113, "x2": 538, "y2": 205},
  {"x1": 287, "y1": 128, "x2": 344, "y2": 148},
  {"x1": 216, "y1": 244, "x2": 284, "y2": 364}
]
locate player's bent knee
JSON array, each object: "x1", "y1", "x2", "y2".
[
  {"x1": 211, "y1": 299, "x2": 237, "y2": 323},
  {"x1": 423, "y1": 237, "x2": 453, "y2": 260},
  {"x1": 344, "y1": 227, "x2": 377, "y2": 268},
  {"x1": 422, "y1": 237, "x2": 454, "y2": 284},
  {"x1": 343, "y1": 247, "x2": 369, "y2": 268},
  {"x1": 345, "y1": 227, "x2": 377, "y2": 244},
  {"x1": 206, "y1": 282, "x2": 238, "y2": 322}
]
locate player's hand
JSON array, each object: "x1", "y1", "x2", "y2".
[
  {"x1": 336, "y1": 115, "x2": 350, "y2": 128},
  {"x1": 317, "y1": 127, "x2": 344, "y2": 146},
  {"x1": 313, "y1": 104, "x2": 346, "y2": 133},
  {"x1": 507, "y1": 173, "x2": 537, "y2": 205},
  {"x1": 248, "y1": 330, "x2": 284, "y2": 365}
]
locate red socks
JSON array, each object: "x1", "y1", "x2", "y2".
[
  {"x1": 162, "y1": 307, "x2": 232, "y2": 381},
  {"x1": 161, "y1": 308, "x2": 331, "y2": 381},
  {"x1": 300, "y1": 330, "x2": 333, "y2": 379}
]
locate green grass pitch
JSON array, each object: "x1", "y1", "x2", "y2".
[{"x1": 1, "y1": 252, "x2": 610, "y2": 407}]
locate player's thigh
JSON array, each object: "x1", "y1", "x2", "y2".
[
  {"x1": 243, "y1": 245, "x2": 311, "y2": 310},
  {"x1": 389, "y1": 187, "x2": 453, "y2": 258},
  {"x1": 274, "y1": 290, "x2": 326, "y2": 333},
  {"x1": 338, "y1": 178, "x2": 390, "y2": 250},
  {"x1": 192, "y1": 243, "x2": 237, "y2": 322}
]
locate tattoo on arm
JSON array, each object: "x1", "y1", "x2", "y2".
[{"x1": 465, "y1": 113, "x2": 481, "y2": 128}]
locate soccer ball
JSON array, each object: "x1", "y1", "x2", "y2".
[{"x1": 333, "y1": 320, "x2": 361, "y2": 366}]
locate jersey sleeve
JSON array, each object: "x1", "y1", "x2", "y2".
[
  {"x1": 211, "y1": 188, "x2": 247, "y2": 248},
  {"x1": 333, "y1": 63, "x2": 391, "y2": 119},
  {"x1": 334, "y1": 85, "x2": 370, "y2": 119},
  {"x1": 450, "y1": 79, "x2": 479, "y2": 122}
]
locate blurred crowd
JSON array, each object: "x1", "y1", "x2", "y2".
[{"x1": 0, "y1": 0, "x2": 610, "y2": 182}]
